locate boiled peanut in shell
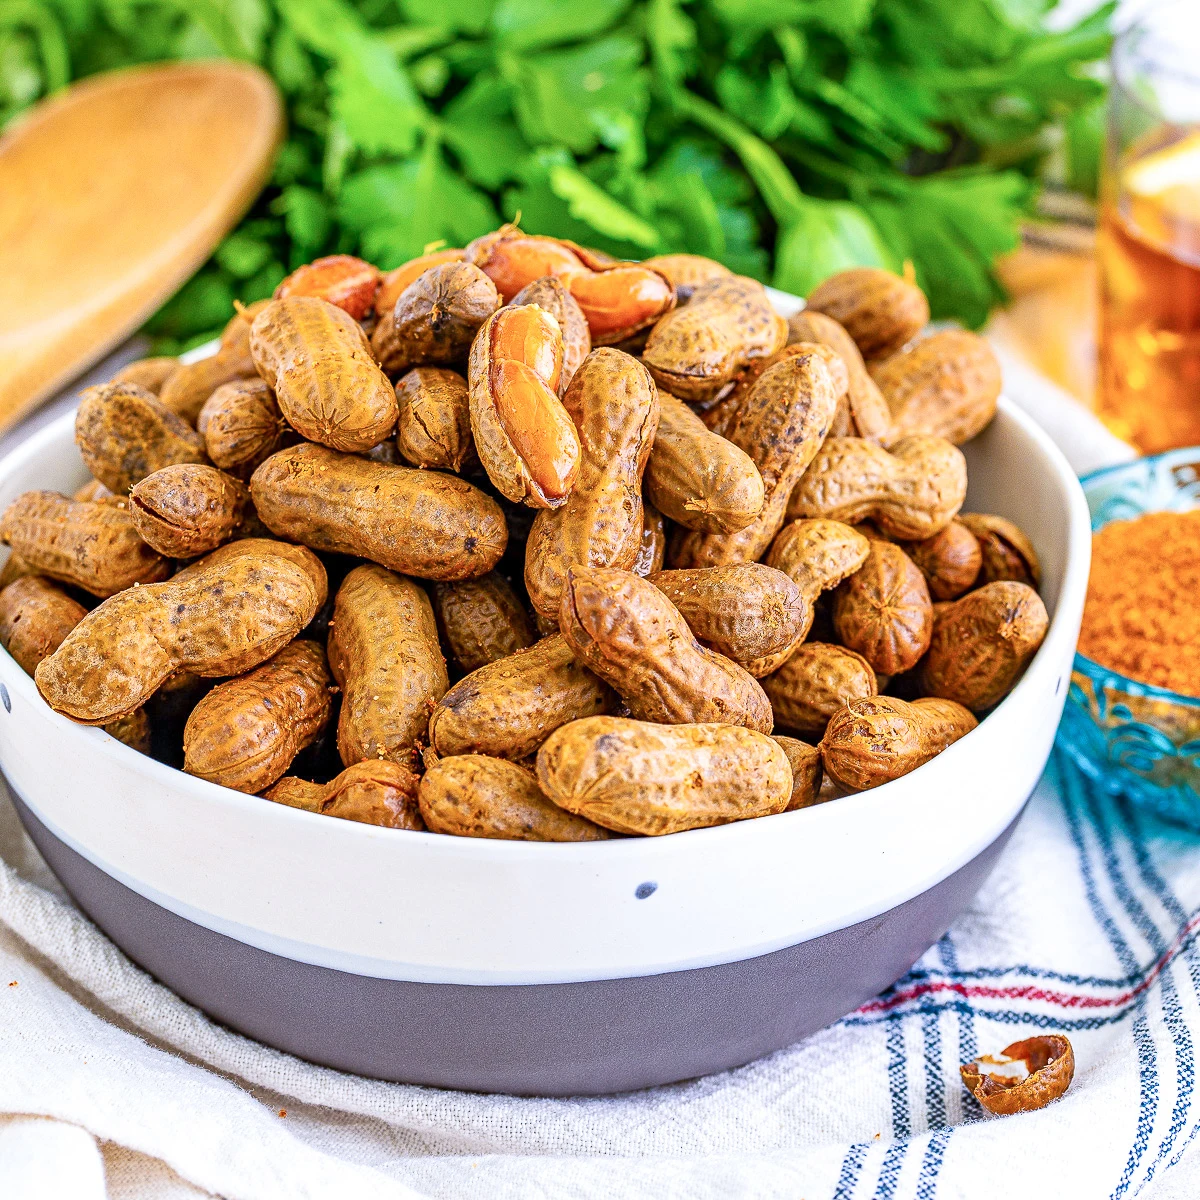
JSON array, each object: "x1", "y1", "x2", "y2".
[
  {"x1": 197, "y1": 378, "x2": 287, "y2": 479},
  {"x1": 559, "y1": 566, "x2": 773, "y2": 732},
  {"x1": 921, "y1": 581, "x2": 1049, "y2": 711},
  {"x1": 763, "y1": 643, "x2": 878, "y2": 738},
  {"x1": 427, "y1": 633, "x2": 615, "y2": 761},
  {"x1": 395, "y1": 367, "x2": 476, "y2": 473},
  {"x1": 899, "y1": 519, "x2": 982, "y2": 600},
  {"x1": 266, "y1": 760, "x2": 424, "y2": 830},
  {"x1": 433, "y1": 572, "x2": 535, "y2": 675},
  {"x1": 250, "y1": 296, "x2": 397, "y2": 452},
  {"x1": 35, "y1": 550, "x2": 324, "y2": 725},
  {"x1": 0, "y1": 575, "x2": 88, "y2": 675},
  {"x1": 959, "y1": 513, "x2": 1041, "y2": 588},
  {"x1": 250, "y1": 442, "x2": 507, "y2": 581},
  {"x1": 537, "y1": 716, "x2": 792, "y2": 835},
  {"x1": 182, "y1": 640, "x2": 332, "y2": 793},
  {"x1": 0, "y1": 491, "x2": 169, "y2": 597},
  {"x1": 275, "y1": 254, "x2": 381, "y2": 320},
  {"x1": 328, "y1": 564, "x2": 448, "y2": 768},
  {"x1": 508, "y1": 275, "x2": 591, "y2": 390},
  {"x1": 820, "y1": 696, "x2": 977, "y2": 791},
  {"x1": 419, "y1": 754, "x2": 611, "y2": 841},
  {"x1": 128, "y1": 464, "x2": 252, "y2": 558},
  {"x1": 806, "y1": 267, "x2": 929, "y2": 361},
  {"x1": 773, "y1": 734, "x2": 824, "y2": 810}
]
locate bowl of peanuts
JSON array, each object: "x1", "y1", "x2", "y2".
[{"x1": 0, "y1": 235, "x2": 1091, "y2": 1095}]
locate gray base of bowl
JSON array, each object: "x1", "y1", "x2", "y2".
[{"x1": 13, "y1": 793, "x2": 1019, "y2": 1096}]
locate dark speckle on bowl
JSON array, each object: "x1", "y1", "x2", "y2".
[
  {"x1": 0, "y1": 684, "x2": 9, "y2": 714},
  {"x1": 635, "y1": 881, "x2": 657, "y2": 900}
]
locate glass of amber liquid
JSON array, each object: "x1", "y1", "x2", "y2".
[{"x1": 1098, "y1": 0, "x2": 1200, "y2": 453}]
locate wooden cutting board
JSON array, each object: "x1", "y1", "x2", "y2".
[{"x1": 0, "y1": 61, "x2": 283, "y2": 434}]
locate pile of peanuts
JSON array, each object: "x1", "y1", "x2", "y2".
[{"x1": 0, "y1": 226, "x2": 1049, "y2": 839}]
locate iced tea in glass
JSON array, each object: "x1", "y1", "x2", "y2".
[{"x1": 1097, "y1": 0, "x2": 1200, "y2": 453}]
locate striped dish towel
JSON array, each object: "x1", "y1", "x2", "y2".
[{"x1": 1, "y1": 752, "x2": 1198, "y2": 1199}]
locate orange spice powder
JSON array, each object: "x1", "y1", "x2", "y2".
[{"x1": 1077, "y1": 509, "x2": 1200, "y2": 696}]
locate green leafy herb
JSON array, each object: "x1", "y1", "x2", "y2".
[{"x1": 1, "y1": 0, "x2": 1113, "y2": 349}]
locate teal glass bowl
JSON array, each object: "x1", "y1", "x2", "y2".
[{"x1": 1057, "y1": 448, "x2": 1200, "y2": 829}]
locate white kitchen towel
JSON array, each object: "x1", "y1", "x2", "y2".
[{"x1": 2, "y1": 353, "x2": 1195, "y2": 1199}]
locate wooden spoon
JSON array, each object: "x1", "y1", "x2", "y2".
[{"x1": 0, "y1": 60, "x2": 283, "y2": 434}]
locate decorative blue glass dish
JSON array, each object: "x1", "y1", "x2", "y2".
[{"x1": 1057, "y1": 448, "x2": 1200, "y2": 830}]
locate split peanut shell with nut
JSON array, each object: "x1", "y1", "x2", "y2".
[
  {"x1": 524, "y1": 347, "x2": 659, "y2": 618},
  {"x1": 468, "y1": 305, "x2": 580, "y2": 507},
  {"x1": 250, "y1": 443, "x2": 507, "y2": 581},
  {"x1": 266, "y1": 760, "x2": 424, "y2": 830},
  {"x1": 509, "y1": 275, "x2": 591, "y2": 391},
  {"x1": 328, "y1": 564, "x2": 448, "y2": 769},
  {"x1": 250, "y1": 296, "x2": 398, "y2": 453},
  {"x1": 642, "y1": 275, "x2": 786, "y2": 403},
  {"x1": 372, "y1": 261, "x2": 500, "y2": 374},
  {"x1": 428, "y1": 633, "x2": 616, "y2": 762},
  {"x1": 419, "y1": 754, "x2": 611, "y2": 841},
  {"x1": 958, "y1": 513, "x2": 1041, "y2": 588},
  {"x1": 559, "y1": 565, "x2": 773, "y2": 732},
  {"x1": 75, "y1": 382, "x2": 208, "y2": 495},
  {"x1": 537, "y1": 716, "x2": 792, "y2": 836},
  {"x1": 820, "y1": 695, "x2": 977, "y2": 791},
  {"x1": 0, "y1": 491, "x2": 169, "y2": 597},
  {"x1": 275, "y1": 254, "x2": 381, "y2": 320},
  {"x1": 921, "y1": 581, "x2": 1049, "y2": 711},
  {"x1": 182, "y1": 640, "x2": 332, "y2": 793}
]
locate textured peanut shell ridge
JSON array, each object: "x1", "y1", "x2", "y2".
[
  {"x1": 786, "y1": 434, "x2": 967, "y2": 540},
  {"x1": 419, "y1": 754, "x2": 611, "y2": 841},
  {"x1": 172, "y1": 537, "x2": 328, "y2": 608},
  {"x1": 250, "y1": 296, "x2": 398, "y2": 452},
  {"x1": 641, "y1": 254, "x2": 733, "y2": 304},
  {"x1": 328, "y1": 564, "x2": 448, "y2": 768},
  {"x1": 772, "y1": 734, "x2": 824, "y2": 810},
  {"x1": 642, "y1": 275, "x2": 787, "y2": 402},
  {"x1": 433, "y1": 573, "x2": 536, "y2": 675},
  {"x1": 669, "y1": 351, "x2": 838, "y2": 568},
  {"x1": 958, "y1": 513, "x2": 1041, "y2": 589},
  {"x1": 128, "y1": 464, "x2": 250, "y2": 558},
  {"x1": 0, "y1": 491, "x2": 169, "y2": 597},
  {"x1": 870, "y1": 329, "x2": 1001, "y2": 445},
  {"x1": 75, "y1": 382, "x2": 208, "y2": 494},
  {"x1": 509, "y1": 275, "x2": 591, "y2": 391},
  {"x1": 372, "y1": 261, "x2": 500, "y2": 374},
  {"x1": 250, "y1": 442, "x2": 507, "y2": 581},
  {"x1": 266, "y1": 760, "x2": 424, "y2": 830},
  {"x1": 645, "y1": 393, "x2": 765, "y2": 534},
  {"x1": 524, "y1": 347, "x2": 659, "y2": 618},
  {"x1": 395, "y1": 367, "x2": 476, "y2": 473},
  {"x1": 0, "y1": 575, "x2": 87, "y2": 675},
  {"x1": 833, "y1": 540, "x2": 933, "y2": 676},
  {"x1": 198, "y1": 377, "x2": 286, "y2": 478},
  {"x1": 785, "y1": 311, "x2": 891, "y2": 442},
  {"x1": 34, "y1": 552, "x2": 322, "y2": 725},
  {"x1": 763, "y1": 643, "x2": 878, "y2": 738},
  {"x1": 820, "y1": 695, "x2": 977, "y2": 791},
  {"x1": 921, "y1": 581, "x2": 1049, "y2": 711},
  {"x1": 467, "y1": 305, "x2": 580, "y2": 507},
  {"x1": 182, "y1": 640, "x2": 332, "y2": 793},
  {"x1": 899, "y1": 519, "x2": 982, "y2": 600},
  {"x1": 806, "y1": 267, "x2": 929, "y2": 361},
  {"x1": 537, "y1": 716, "x2": 792, "y2": 836},
  {"x1": 559, "y1": 565, "x2": 773, "y2": 732},
  {"x1": 648, "y1": 563, "x2": 806, "y2": 668},
  {"x1": 960, "y1": 1035, "x2": 1075, "y2": 1116},
  {"x1": 111, "y1": 357, "x2": 179, "y2": 396},
  {"x1": 428, "y1": 633, "x2": 616, "y2": 761}
]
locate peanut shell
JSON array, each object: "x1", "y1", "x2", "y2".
[
  {"x1": 763, "y1": 643, "x2": 878, "y2": 737},
  {"x1": 509, "y1": 275, "x2": 591, "y2": 391},
  {"x1": 266, "y1": 760, "x2": 424, "y2": 830},
  {"x1": 395, "y1": 367, "x2": 476, "y2": 473},
  {"x1": 958, "y1": 513, "x2": 1041, "y2": 589},
  {"x1": 0, "y1": 575, "x2": 87, "y2": 675},
  {"x1": 197, "y1": 378, "x2": 287, "y2": 479},
  {"x1": 433, "y1": 573, "x2": 536, "y2": 675},
  {"x1": 899, "y1": 519, "x2": 982, "y2": 600},
  {"x1": 129, "y1": 464, "x2": 252, "y2": 558},
  {"x1": 772, "y1": 734, "x2": 824, "y2": 810},
  {"x1": 806, "y1": 268, "x2": 929, "y2": 361}
]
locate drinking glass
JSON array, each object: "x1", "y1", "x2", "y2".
[{"x1": 1097, "y1": 0, "x2": 1200, "y2": 453}]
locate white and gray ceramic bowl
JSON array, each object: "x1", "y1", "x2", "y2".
[{"x1": 0, "y1": 298, "x2": 1091, "y2": 1095}]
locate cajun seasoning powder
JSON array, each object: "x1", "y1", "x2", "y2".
[{"x1": 1077, "y1": 509, "x2": 1200, "y2": 696}]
